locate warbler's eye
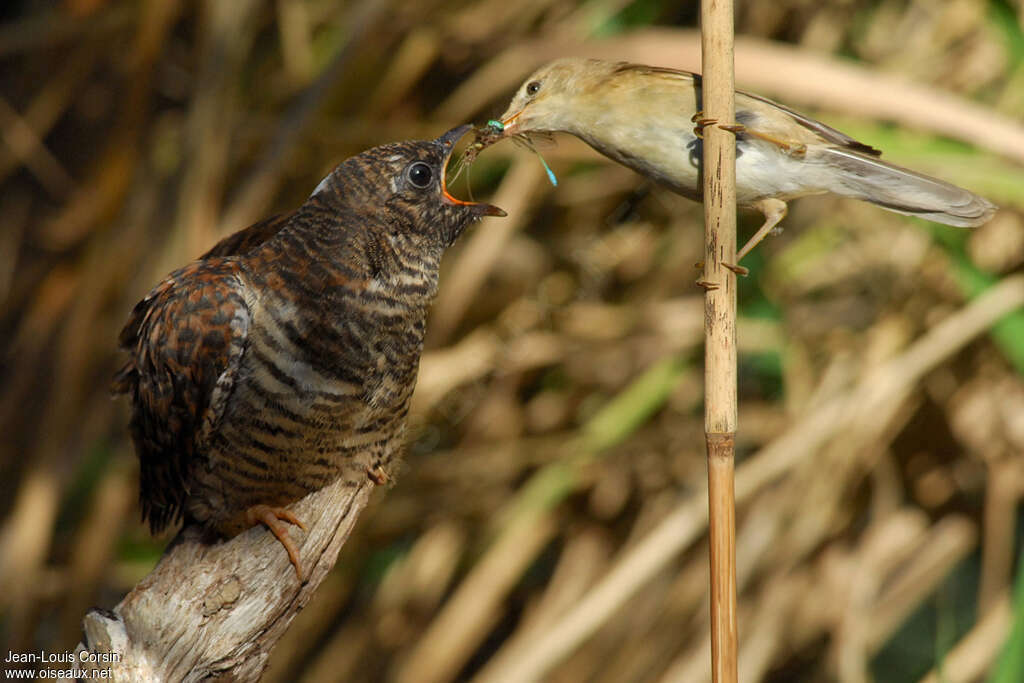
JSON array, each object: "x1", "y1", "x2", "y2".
[
  {"x1": 407, "y1": 162, "x2": 433, "y2": 189},
  {"x1": 526, "y1": 81, "x2": 541, "y2": 96}
]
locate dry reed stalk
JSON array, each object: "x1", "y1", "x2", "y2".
[{"x1": 701, "y1": 1, "x2": 739, "y2": 681}]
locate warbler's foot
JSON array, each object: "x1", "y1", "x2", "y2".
[
  {"x1": 245, "y1": 504, "x2": 307, "y2": 581},
  {"x1": 696, "y1": 259, "x2": 747, "y2": 276},
  {"x1": 691, "y1": 111, "x2": 718, "y2": 138},
  {"x1": 717, "y1": 123, "x2": 746, "y2": 135},
  {"x1": 695, "y1": 279, "x2": 719, "y2": 291},
  {"x1": 691, "y1": 112, "x2": 748, "y2": 139}
]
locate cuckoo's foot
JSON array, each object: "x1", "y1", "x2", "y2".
[
  {"x1": 367, "y1": 465, "x2": 390, "y2": 486},
  {"x1": 245, "y1": 504, "x2": 308, "y2": 581}
]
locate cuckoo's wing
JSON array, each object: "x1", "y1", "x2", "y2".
[
  {"x1": 200, "y1": 211, "x2": 294, "y2": 259},
  {"x1": 114, "y1": 258, "x2": 251, "y2": 531}
]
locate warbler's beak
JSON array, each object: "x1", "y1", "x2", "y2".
[
  {"x1": 499, "y1": 109, "x2": 524, "y2": 136},
  {"x1": 437, "y1": 125, "x2": 507, "y2": 217}
]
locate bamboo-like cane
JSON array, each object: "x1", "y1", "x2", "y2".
[{"x1": 700, "y1": 1, "x2": 739, "y2": 681}]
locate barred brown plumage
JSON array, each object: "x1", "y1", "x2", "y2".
[{"x1": 113, "y1": 125, "x2": 504, "y2": 580}]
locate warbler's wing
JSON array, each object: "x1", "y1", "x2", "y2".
[
  {"x1": 613, "y1": 61, "x2": 881, "y2": 156},
  {"x1": 737, "y1": 90, "x2": 881, "y2": 156},
  {"x1": 610, "y1": 62, "x2": 699, "y2": 82}
]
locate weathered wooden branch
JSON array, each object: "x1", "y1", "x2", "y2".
[{"x1": 74, "y1": 478, "x2": 374, "y2": 682}]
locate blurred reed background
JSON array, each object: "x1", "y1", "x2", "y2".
[{"x1": 2, "y1": 0, "x2": 1024, "y2": 681}]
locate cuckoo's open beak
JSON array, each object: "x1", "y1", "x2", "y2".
[{"x1": 437, "y1": 125, "x2": 507, "y2": 217}]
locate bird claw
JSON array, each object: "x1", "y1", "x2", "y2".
[
  {"x1": 367, "y1": 465, "x2": 390, "y2": 486},
  {"x1": 696, "y1": 260, "x2": 746, "y2": 276},
  {"x1": 691, "y1": 112, "x2": 746, "y2": 139},
  {"x1": 691, "y1": 112, "x2": 717, "y2": 139},
  {"x1": 245, "y1": 504, "x2": 307, "y2": 581},
  {"x1": 695, "y1": 279, "x2": 719, "y2": 291}
]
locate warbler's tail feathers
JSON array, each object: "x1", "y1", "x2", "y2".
[{"x1": 822, "y1": 147, "x2": 997, "y2": 228}]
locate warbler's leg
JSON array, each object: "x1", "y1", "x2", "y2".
[
  {"x1": 245, "y1": 504, "x2": 307, "y2": 581},
  {"x1": 733, "y1": 198, "x2": 788, "y2": 267},
  {"x1": 743, "y1": 129, "x2": 807, "y2": 157},
  {"x1": 692, "y1": 118, "x2": 789, "y2": 272},
  {"x1": 695, "y1": 199, "x2": 787, "y2": 276}
]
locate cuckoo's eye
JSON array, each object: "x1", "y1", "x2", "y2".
[
  {"x1": 407, "y1": 162, "x2": 433, "y2": 189},
  {"x1": 525, "y1": 80, "x2": 541, "y2": 96}
]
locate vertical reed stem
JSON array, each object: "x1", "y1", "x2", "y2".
[{"x1": 700, "y1": 0, "x2": 739, "y2": 680}]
